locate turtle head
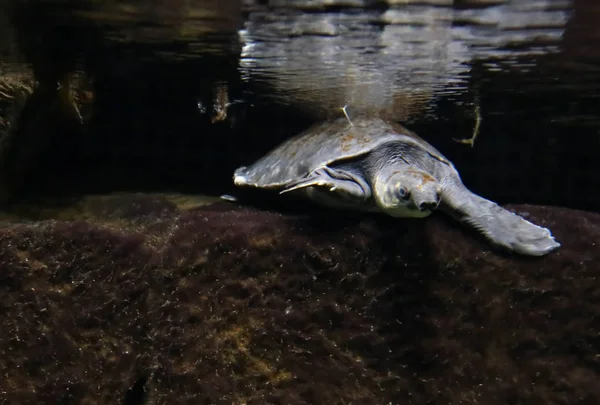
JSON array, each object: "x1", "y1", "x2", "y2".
[{"x1": 373, "y1": 166, "x2": 441, "y2": 218}]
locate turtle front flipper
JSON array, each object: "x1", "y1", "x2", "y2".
[
  {"x1": 439, "y1": 181, "x2": 560, "y2": 256},
  {"x1": 280, "y1": 166, "x2": 372, "y2": 202}
]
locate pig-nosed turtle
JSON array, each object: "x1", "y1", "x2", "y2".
[{"x1": 233, "y1": 117, "x2": 560, "y2": 256}]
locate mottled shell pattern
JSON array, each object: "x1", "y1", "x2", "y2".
[{"x1": 234, "y1": 117, "x2": 453, "y2": 188}]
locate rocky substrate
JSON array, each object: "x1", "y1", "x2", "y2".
[{"x1": 0, "y1": 193, "x2": 598, "y2": 405}]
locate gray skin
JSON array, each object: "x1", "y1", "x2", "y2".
[{"x1": 233, "y1": 116, "x2": 560, "y2": 256}]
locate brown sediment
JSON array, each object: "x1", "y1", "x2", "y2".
[{"x1": 0, "y1": 193, "x2": 598, "y2": 404}]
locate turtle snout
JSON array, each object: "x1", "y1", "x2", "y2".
[
  {"x1": 414, "y1": 190, "x2": 441, "y2": 212},
  {"x1": 418, "y1": 201, "x2": 439, "y2": 211}
]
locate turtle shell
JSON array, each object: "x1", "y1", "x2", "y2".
[{"x1": 234, "y1": 116, "x2": 452, "y2": 189}]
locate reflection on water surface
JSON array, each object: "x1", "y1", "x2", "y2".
[
  {"x1": 240, "y1": 0, "x2": 571, "y2": 118},
  {"x1": 0, "y1": 0, "x2": 581, "y2": 119}
]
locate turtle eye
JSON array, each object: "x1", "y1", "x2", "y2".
[{"x1": 397, "y1": 185, "x2": 410, "y2": 200}]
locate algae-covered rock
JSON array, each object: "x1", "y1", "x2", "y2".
[{"x1": 0, "y1": 193, "x2": 598, "y2": 405}]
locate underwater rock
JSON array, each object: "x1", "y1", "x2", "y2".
[{"x1": 0, "y1": 193, "x2": 598, "y2": 405}]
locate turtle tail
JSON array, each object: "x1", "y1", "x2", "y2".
[
  {"x1": 439, "y1": 181, "x2": 560, "y2": 256},
  {"x1": 233, "y1": 166, "x2": 250, "y2": 186}
]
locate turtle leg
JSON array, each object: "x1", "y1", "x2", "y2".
[
  {"x1": 439, "y1": 181, "x2": 560, "y2": 256},
  {"x1": 280, "y1": 166, "x2": 372, "y2": 201}
]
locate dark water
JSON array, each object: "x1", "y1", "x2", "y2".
[{"x1": 0, "y1": 0, "x2": 599, "y2": 211}]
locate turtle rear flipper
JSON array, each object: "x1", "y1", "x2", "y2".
[{"x1": 440, "y1": 182, "x2": 560, "y2": 256}]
